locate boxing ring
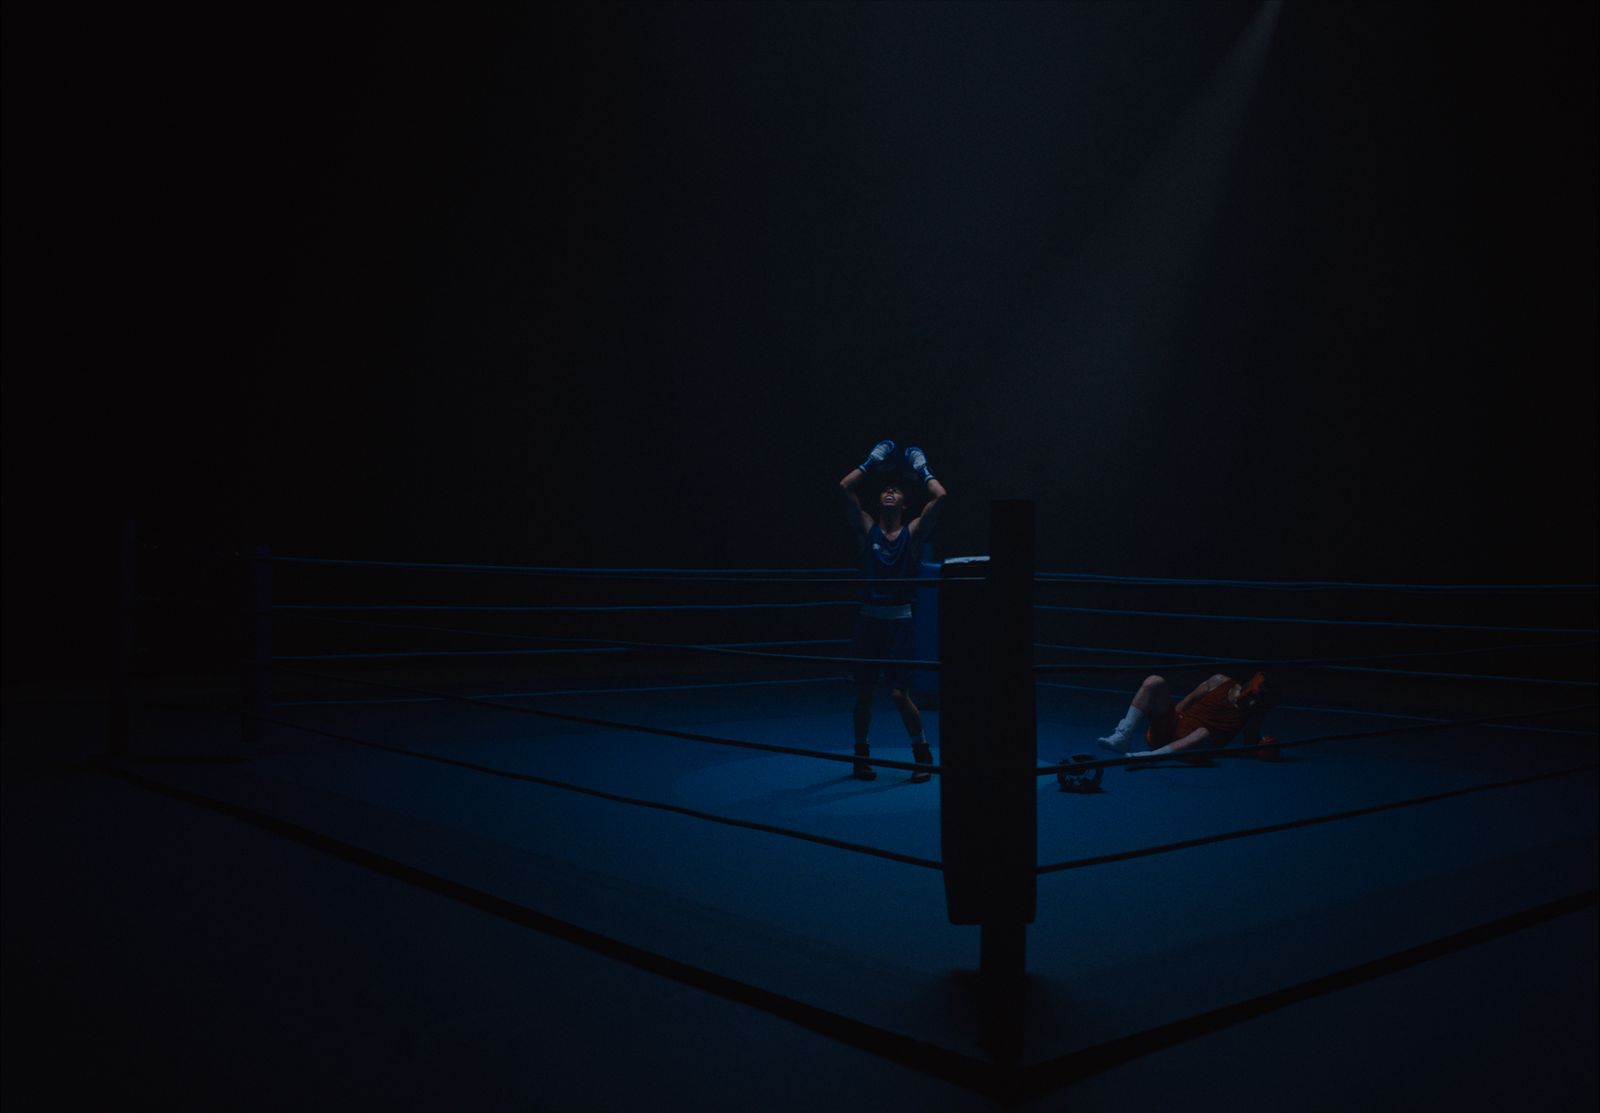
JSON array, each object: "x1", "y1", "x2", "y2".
[{"x1": 107, "y1": 506, "x2": 1599, "y2": 1100}]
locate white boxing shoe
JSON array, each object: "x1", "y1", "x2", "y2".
[{"x1": 1097, "y1": 733, "x2": 1133, "y2": 754}]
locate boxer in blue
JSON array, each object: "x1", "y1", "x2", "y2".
[{"x1": 838, "y1": 439, "x2": 948, "y2": 782}]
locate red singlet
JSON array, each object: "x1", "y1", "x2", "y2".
[{"x1": 1147, "y1": 678, "x2": 1248, "y2": 748}]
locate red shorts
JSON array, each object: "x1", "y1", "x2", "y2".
[{"x1": 1145, "y1": 702, "x2": 1179, "y2": 748}]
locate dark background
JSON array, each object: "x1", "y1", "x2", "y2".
[{"x1": 4, "y1": 1, "x2": 1596, "y2": 681}]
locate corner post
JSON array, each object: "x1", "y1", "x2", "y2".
[
  {"x1": 980, "y1": 499, "x2": 1036, "y2": 1060},
  {"x1": 938, "y1": 500, "x2": 1037, "y2": 1062}
]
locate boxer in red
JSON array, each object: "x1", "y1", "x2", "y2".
[{"x1": 1095, "y1": 671, "x2": 1274, "y2": 758}]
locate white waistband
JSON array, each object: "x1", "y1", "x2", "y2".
[{"x1": 860, "y1": 603, "x2": 913, "y2": 620}]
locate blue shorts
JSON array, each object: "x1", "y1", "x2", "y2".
[{"x1": 851, "y1": 614, "x2": 916, "y2": 690}]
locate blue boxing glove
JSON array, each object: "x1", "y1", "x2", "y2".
[
  {"x1": 858, "y1": 439, "x2": 896, "y2": 474},
  {"x1": 904, "y1": 445, "x2": 936, "y2": 484}
]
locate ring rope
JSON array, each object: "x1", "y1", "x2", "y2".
[
  {"x1": 269, "y1": 555, "x2": 970, "y2": 588},
  {"x1": 1034, "y1": 572, "x2": 1600, "y2": 592},
  {"x1": 1036, "y1": 681, "x2": 1600, "y2": 738},
  {"x1": 278, "y1": 649, "x2": 652, "y2": 661},
  {"x1": 283, "y1": 677, "x2": 1599, "y2": 736},
  {"x1": 1033, "y1": 665, "x2": 1597, "y2": 687},
  {"x1": 275, "y1": 601, "x2": 859, "y2": 614},
  {"x1": 1035, "y1": 637, "x2": 1598, "y2": 667},
  {"x1": 1033, "y1": 603, "x2": 1595, "y2": 635},
  {"x1": 267, "y1": 555, "x2": 1598, "y2": 594},
  {"x1": 273, "y1": 674, "x2": 850, "y2": 709},
  {"x1": 1031, "y1": 642, "x2": 1599, "y2": 687},
  {"x1": 271, "y1": 665, "x2": 941, "y2": 775},
  {"x1": 1037, "y1": 762, "x2": 1599, "y2": 874},
  {"x1": 270, "y1": 615, "x2": 939, "y2": 668},
  {"x1": 1314, "y1": 664, "x2": 1598, "y2": 688},
  {"x1": 1036, "y1": 704, "x2": 1598, "y2": 776},
  {"x1": 275, "y1": 610, "x2": 1589, "y2": 684},
  {"x1": 1030, "y1": 663, "x2": 1597, "y2": 688},
  {"x1": 271, "y1": 556, "x2": 857, "y2": 575},
  {"x1": 279, "y1": 601, "x2": 1600, "y2": 631},
  {"x1": 279, "y1": 610, "x2": 847, "y2": 653},
  {"x1": 274, "y1": 640, "x2": 933, "y2": 668},
  {"x1": 260, "y1": 716, "x2": 942, "y2": 870},
  {"x1": 274, "y1": 612, "x2": 1588, "y2": 683},
  {"x1": 277, "y1": 646, "x2": 638, "y2": 659}
]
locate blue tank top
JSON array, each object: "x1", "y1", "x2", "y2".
[{"x1": 859, "y1": 523, "x2": 919, "y2": 606}]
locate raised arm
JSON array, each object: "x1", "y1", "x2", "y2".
[
  {"x1": 840, "y1": 439, "x2": 895, "y2": 549},
  {"x1": 839, "y1": 469, "x2": 873, "y2": 549},
  {"x1": 903, "y1": 445, "x2": 947, "y2": 542}
]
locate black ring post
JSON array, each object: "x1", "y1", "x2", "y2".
[
  {"x1": 939, "y1": 500, "x2": 1037, "y2": 1062},
  {"x1": 243, "y1": 546, "x2": 272, "y2": 747}
]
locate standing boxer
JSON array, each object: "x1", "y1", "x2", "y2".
[{"x1": 838, "y1": 439, "x2": 948, "y2": 782}]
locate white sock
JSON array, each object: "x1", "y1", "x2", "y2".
[{"x1": 1099, "y1": 706, "x2": 1148, "y2": 750}]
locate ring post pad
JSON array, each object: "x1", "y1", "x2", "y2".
[{"x1": 938, "y1": 533, "x2": 1037, "y2": 928}]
